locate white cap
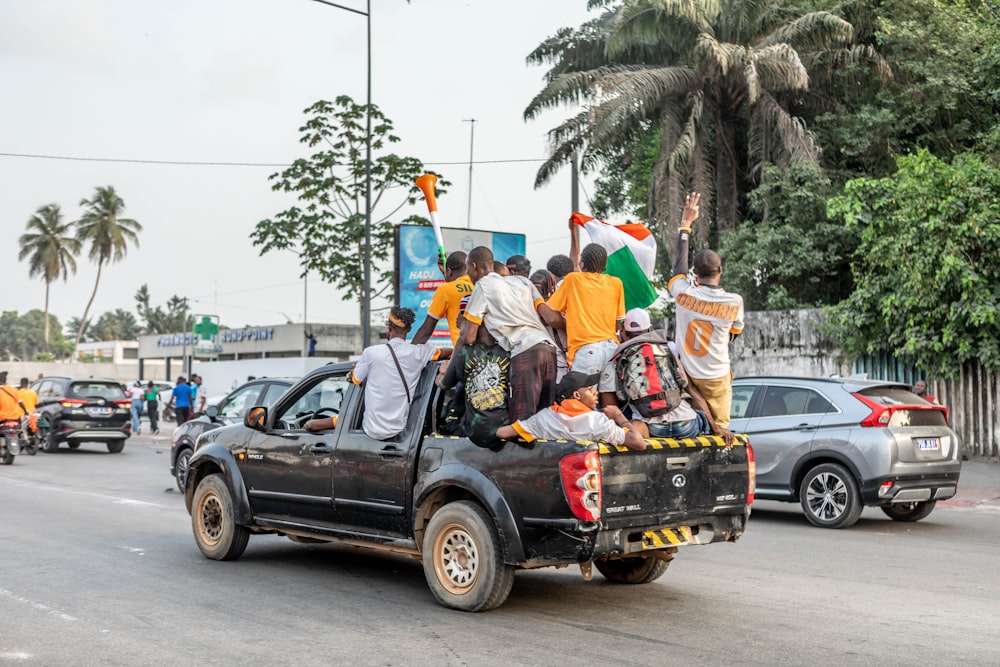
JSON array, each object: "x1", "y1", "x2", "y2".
[{"x1": 623, "y1": 308, "x2": 652, "y2": 332}]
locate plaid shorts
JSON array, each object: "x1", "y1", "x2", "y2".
[{"x1": 508, "y1": 342, "x2": 557, "y2": 422}]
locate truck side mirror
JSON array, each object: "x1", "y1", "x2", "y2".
[
  {"x1": 206, "y1": 405, "x2": 219, "y2": 419},
  {"x1": 244, "y1": 406, "x2": 267, "y2": 431}
]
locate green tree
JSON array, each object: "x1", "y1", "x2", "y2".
[
  {"x1": 17, "y1": 203, "x2": 81, "y2": 352},
  {"x1": 526, "y1": 0, "x2": 867, "y2": 251},
  {"x1": 135, "y1": 284, "x2": 189, "y2": 334},
  {"x1": 0, "y1": 310, "x2": 69, "y2": 361},
  {"x1": 252, "y1": 96, "x2": 449, "y2": 330},
  {"x1": 90, "y1": 309, "x2": 141, "y2": 341},
  {"x1": 826, "y1": 149, "x2": 1000, "y2": 377},
  {"x1": 802, "y1": 0, "x2": 999, "y2": 182},
  {"x1": 73, "y1": 186, "x2": 142, "y2": 354}
]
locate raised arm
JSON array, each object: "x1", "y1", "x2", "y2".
[
  {"x1": 569, "y1": 215, "x2": 581, "y2": 272},
  {"x1": 672, "y1": 192, "x2": 701, "y2": 278}
]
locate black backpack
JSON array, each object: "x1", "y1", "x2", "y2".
[{"x1": 613, "y1": 341, "x2": 683, "y2": 418}]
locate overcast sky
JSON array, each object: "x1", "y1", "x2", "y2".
[{"x1": 2, "y1": 0, "x2": 601, "y2": 331}]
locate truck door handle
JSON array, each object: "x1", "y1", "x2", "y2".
[
  {"x1": 666, "y1": 456, "x2": 689, "y2": 470},
  {"x1": 797, "y1": 423, "x2": 817, "y2": 430},
  {"x1": 310, "y1": 443, "x2": 333, "y2": 455},
  {"x1": 379, "y1": 446, "x2": 405, "y2": 458}
]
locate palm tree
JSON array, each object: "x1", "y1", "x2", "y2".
[
  {"x1": 526, "y1": 0, "x2": 877, "y2": 246},
  {"x1": 18, "y1": 203, "x2": 81, "y2": 352},
  {"x1": 73, "y1": 186, "x2": 143, "y2": 353}
]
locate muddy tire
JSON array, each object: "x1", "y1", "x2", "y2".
[
  {"x1": 422, "y1": 500, "x2": 514, "y2": 612},
  {"x1": 191, "y1": 473, "x2": 249, "y2": 561},
  {"x1": 595, "y1": 555, "x2": 672, "y2": 584}
]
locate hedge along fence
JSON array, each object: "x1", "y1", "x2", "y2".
[{"x1": 727, "y1": 309, "x2": 998, "y2": 458}]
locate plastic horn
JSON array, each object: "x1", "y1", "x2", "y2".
[{"x1": 415, "y1": 173, "x2": 447, "y2": 267}]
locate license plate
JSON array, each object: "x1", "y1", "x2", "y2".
[
  {"x1": 641, "y1": 526, "x2": 692, "y2": 549},
  {"x1": 916, "y1": 438, "x2": 940, "y2": 451},
  {"x1": 87, "y1": 407, "x2": 112, "y2": 415}
]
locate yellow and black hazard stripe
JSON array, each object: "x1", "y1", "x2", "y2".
[
  {"x1": 641, "y1": 526, "x2": 693, "y2": 549},
  {"x1": 598, "y1": 433, "x2": 749, "y2": 454}
]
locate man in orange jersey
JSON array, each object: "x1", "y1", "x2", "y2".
[
  {"x1": 546, "y1": 243, "x2": 626, "y2": 375},
  {"x1": 412, "y1": 251, "x2": 474, "y2": 346},
  {"x1": 667, "y1": 192, "x2": 744, "y2": 427}
]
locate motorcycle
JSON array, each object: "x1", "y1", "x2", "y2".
[
  {"x1": 19, "y1": 413, "x2": 42, "y2": 456},
  {"x1": 0, "y1": 419, "x2": 22, "y2": 465}
]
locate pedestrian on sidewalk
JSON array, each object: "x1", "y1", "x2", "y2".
[{"x1": 144, "y1": 381, "x2": 160, "y2": 434}]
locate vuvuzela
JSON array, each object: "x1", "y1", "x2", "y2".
[{"x1": 415, "y1": 173, "x2": 447, "y2": 266}]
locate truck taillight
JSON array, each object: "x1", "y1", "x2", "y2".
[
  {"x1": 746, "y1": 442, "x2": 756, "y2": 505},
  {"x1": 560, "y1": 450, "x2": 602, "y2": 521}
]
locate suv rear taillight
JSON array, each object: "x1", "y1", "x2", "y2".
[
  {"x1": 60, "y1": 398, "x2": 87, "y2": 408},
  {"x1": 113, "y1": 400, "x2": 131, "y2": 408},
  {"x1": 560, "y1": 450, "x2": 602, "y2": 521},
  {"x1": 852, "y1": 392, "x2": 949, "y2": 426},
  {"x1": 746, "y1": 443, "x2": 756, "y2": 505}
]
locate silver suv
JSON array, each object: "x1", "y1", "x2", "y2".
[{"x1": 730, "y1": 376, "x2": 961, "y2": 528}]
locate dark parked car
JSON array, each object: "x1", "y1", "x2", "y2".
[
  {"x1": 170, "y1": 377, "x2": 294, "y2": 491},
  {"x1": 32, "y1": 377, "x2": 131, "y2": 453},
  {"x1": 729, "y1": 376, "x2": 961, "y2": 528}
]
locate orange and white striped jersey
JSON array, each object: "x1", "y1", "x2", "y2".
[{"x1": 667, "y1": 275, "x2": 744, "y2": 380}]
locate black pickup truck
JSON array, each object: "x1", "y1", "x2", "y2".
[{"x1": 185, "y1": 361, "x2": 754, "y2": 611}]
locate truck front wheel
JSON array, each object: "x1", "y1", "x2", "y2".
[
  {"x1": 191, "y1": 473, "x2": 249, "y2": 560},
  {"x1": 595, "y1": 555, "x2": 671, "y2": 584},
  {"x1": 422, "y1": 500, "x2": 514, "y2": 612}
]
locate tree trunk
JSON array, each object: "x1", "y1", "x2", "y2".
[
  {"x1": 43, "y1": 280, "x2": 51, "y2": 353},
  {"x1": 74, "y1": 258, "x2": 103, "y2": 356}
]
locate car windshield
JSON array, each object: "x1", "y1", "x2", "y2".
[{"x1": 69, "y1": 382, "x2": 125, "y2": 401}]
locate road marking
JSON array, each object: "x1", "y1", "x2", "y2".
[
  {"x1": 0, "y1": 477, "x2": 173, "y2": 510},
  {"x1": 0, "y1": 587, "x2": 78, "y2": 622}
]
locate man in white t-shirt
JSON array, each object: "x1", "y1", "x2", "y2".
[
  {"x1": 461, "y1": 246, "x2": 561, "y2": 421},
  {"x1": 667, "y1": 192, "x2": 744, "y2": 427},
  {"x1": 308, "y1": 307, "x2": 451, "y2": 440}
]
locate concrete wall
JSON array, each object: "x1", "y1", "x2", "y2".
[
  {"x1": 1, "y1": 360, "x2": 168, "y2": 383},
  {"x1": 730, "y1": 308, "x2": 852, "y2": 378}
]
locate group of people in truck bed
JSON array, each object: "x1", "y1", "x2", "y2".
[{"x1": 306, "y1": 192, "x2": 743, "y2": 449}]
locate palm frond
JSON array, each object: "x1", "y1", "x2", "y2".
[
  {"x1": 753, "y1": 43, "x2": 809, "y2": 92},
  {"x1": 525, "y1": 65, "x2": 647, "y2": 120},
  {"x1": 609, "y1": 0, "x2": 709, "y2": 59},
  {"x1": 748, "y1": 91, "x2": 820, "y2": 175},
  {"x1": 760, "y1": 11, "x2": 853, "y2": 52}
]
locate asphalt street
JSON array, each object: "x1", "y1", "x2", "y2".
[{"x1": 1, "y1": 430, "x2": 998, "y2": 666}]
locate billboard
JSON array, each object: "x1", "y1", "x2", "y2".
[{"x1": 395, "y1": 224, "x2": 526, "y2": 345}]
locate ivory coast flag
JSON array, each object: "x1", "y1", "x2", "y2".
[{"x1": 571, "y1": 213, "x2": 658, "y2": 311}]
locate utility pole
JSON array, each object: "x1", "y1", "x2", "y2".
[
  {"x1": 463, "y1": 118, "x2": 476, "y2": 228},
  {"x1": 571, "y1": 151, "x2": 580, "y2": 213}
]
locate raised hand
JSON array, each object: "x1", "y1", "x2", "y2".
[{"x1": 681, "y1": 192, "x2": 701, "y2": 228}]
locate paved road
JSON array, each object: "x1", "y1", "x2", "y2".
[{"x1": 1, "y1": 435, "x2": 998, "y2": 666}]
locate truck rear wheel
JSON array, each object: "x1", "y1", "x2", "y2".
[
  {"x1": 595, "y1": 554, "x2": 671, "y2": 584},
  {"x1": 192, "y1": 473, "x2": 249, "y2": 560},
  {"x1": 422, "y1": 500, "x2": 514, "y2": 612}
]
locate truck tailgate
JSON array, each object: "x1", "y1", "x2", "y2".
[{"x1": 598, "y1": 434, "x2": 751, "y2": 531}]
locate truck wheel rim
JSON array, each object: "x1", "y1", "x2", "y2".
[
  {"x1": 199, "y1": 495, "x2": 224, "y2": 545},
  {"x1": 805, "y1": 472, "x2": 847, "y2": 520},
  {"x1": 434, "y1": 523, "x2": 479, "y2": 594}
]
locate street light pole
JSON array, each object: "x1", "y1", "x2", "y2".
[
  {"x1": 463, "y1": 118, "x2": 476, "y2": 229},
  {"x1": 310, "y1": 0, "x2": 373, "y2": 349}
]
